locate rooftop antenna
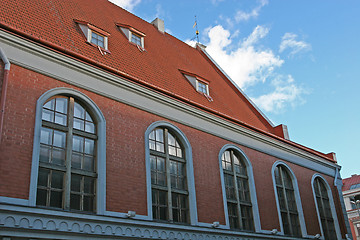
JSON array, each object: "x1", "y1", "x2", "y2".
[{"x1": 191, "y1": 15, "x2": 199, "y2": 43}]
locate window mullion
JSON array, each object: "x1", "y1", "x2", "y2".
[
  {"x1": 64, "y1": 97, "x2": 75, "y2": 210},
  {"x1": 231, "y1": 151, "x2": 243, "y2": 229},
  {"x1": 164, "y1": 129, "x2": 173, "y2": 222}
]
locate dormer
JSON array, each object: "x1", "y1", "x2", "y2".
[
  {"x1": 116, "y1": 23, "x2": 146, "y2": 49},
  {"x1": 75, "y1": 20, "x2": 110, "y2": 52},
  {"x1": 180, "y1": 70, "x2": 212, "y2": 101}
]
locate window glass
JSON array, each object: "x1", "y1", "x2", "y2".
[
  {"x1": 37, "y1": 96, "x2": 97, "y2": 212},
  {"x1": 314, "y1": 177, "x2": 337, "y2": 240},
  {"x1": 149, "y1": 127, "x2": 188, "y2": 223},
  {"x1": 91, "y1": 32, "x2": 105, "y2": 48},
  {"x1": 197, "y1": 81, "x2": 208, "y2": 94},
  {"x1": 131, "y1": 33, "x2": 142, "y2": 46},
  {"x1": 222, "y1": 149, "x2": 254, "y2": 231},
  {"x1": 274, "y1": 165, "x2": 301, "y2": 237}
]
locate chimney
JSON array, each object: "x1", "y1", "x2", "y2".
[{"x1": 151, "y1": 18, "x2": 164, "y2": 33}]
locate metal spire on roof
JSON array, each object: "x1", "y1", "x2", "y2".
[{"x1": 191, "y1": 15, "x2": 199, "y2": 43}]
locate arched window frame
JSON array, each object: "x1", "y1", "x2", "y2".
[
  {"x1": 145, "y1": 121, "x2": 198, "y2": 225},
  {"x1": 271, "y1": 161, "x2": 307, "y2": 237},
  {"x1": 218, "y1": 144, "x2": 261, "y2": 232},
  {"x1": 311, "y1": 174, "x2": 342, "y2": 240},
  {"x1": 29, "y1": 88, "x2": 106, "y2": 214}
]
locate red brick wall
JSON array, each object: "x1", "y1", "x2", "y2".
[{"x1": 0, "y1": 64, "x2": 344, "y2": 235}]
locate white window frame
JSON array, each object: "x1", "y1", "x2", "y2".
[
  {"x1": 144, "y1": 121, "x2": 198, "y2": 225},
  {"x1": 218, "y1": 144, "x2": 261, "y2": 232},
  {"x1": 88, "y1": 30, "x2": 108, "y2": 50},
  {"x1": 271, "y1": 161, "x2": 307, "y2": 237},
  {"x1": 29, "y1": 88, "x2": 106, "y2": 214},
  {"x1": 196, "y1": 80, "x2": 209, "y2": 96},
  {"x1": 311, "y1": 174, "x2": 342, "y2": 240}
]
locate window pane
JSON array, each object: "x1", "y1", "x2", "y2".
[
  {"x1": 71, "y1": 175, "x2": 81, "y2": 192},
  {"x1": 74, "y1": 102, "x2": 85, "y2": 118},
  {"x1": 155, "y1": 129, "x2": 163, "y2": 142},
  {"x1": 40, "y1": 145, "x2": 51, "y2": 163},
  {"x1": 36, "y1": 189, "x2": 47, "y2": 206},
  {"x1": 40, "y1": 128, "x2": 53, "y2": 145},
  {"x1": 38, "y1": 168, "x2": 49, "y2": 187},
  {"x1": 52, "y1": 148, "x2": 65, "y2": 165},
  {"x1": 84, "y1": 177, "x2": 94, "y2": 194},
  {"x1": 50, "y1": 190, "x2": 63, "y2": 208},
  {"x1": 55, "y1": 113, "x2": 67, "y2": 125},
  {"x1": 51, "y1": 171, "x2": 63, "y2": 189},
  {"x1": 53, "y1": 130, "x2": 66, "y2": 148},
  {"x1": 85, "y1": 121, "x2": 95, "y2": 133},
  {"x1": 85, "y1": 112, "x2": 93, "y2": 122},
  {"x1": 70, "y1": 194, "x2": 80, "y2": 210},
  {"x1": 42, "y1": 109, "x2": 54, "y2": 122},
  {"x1": 55, "y1": 98, "x2": 68, "y2": 114},
  {"x1": 84, "y1": 139, "x2": 95, "y2": 154},
  {"x1": 43, "y1": 99, "x2": 55, "y2": 110},
  {"x1": 71, "y1": 152, "x2": 82, "y2": 169},
  {"x1": 84, "y1": 155, "x2": 94, "y2": 171},
  {"x1": 74, "y1": 118, "x2": 84, "y2": 131},
  {"x1": 73, "y1": 136, "x2": 84, "y2": 152},
  {"x1": 83, "y1": 196, "x2": 94, "y2": 212}
]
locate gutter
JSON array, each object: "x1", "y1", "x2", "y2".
[{"x1": 0, "y1": 47, "x2": 10, "y2": 143}]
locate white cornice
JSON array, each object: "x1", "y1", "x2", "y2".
[{"x1": 0, "y1": 30, "x2": 340, "y2": 176}]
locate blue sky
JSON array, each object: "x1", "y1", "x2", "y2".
[{"x1": 110, "y1": 0, "x2": 360, "y2": 179}]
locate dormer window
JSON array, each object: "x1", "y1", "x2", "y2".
[
  {"x1": 180, "y1": 70, "x2": 212, "y2": 101},
  {"x1": 117, "y1": 23, "x2": 146, "y2": 49},
  {"x1": 75, "y1": 20, "x2": 110, "y2": 52}
]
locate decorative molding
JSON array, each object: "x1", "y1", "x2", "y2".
[{"x1": 0, "y1": 204, "x2": 303, "y2": 239}]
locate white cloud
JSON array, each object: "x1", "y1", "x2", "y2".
[
  {"x1": 251, "y1": 75, "x2": 306, "y2": 113},
  {"x1": 235, "y1": 0, "x2": 268, "y2": 22},
  {"x1": 205, "y1": 25, "x2": 283, "y2": 89},
  {"x1": 279, "y1": 33, "x2": 311, "y2": 56},
  {"x1": 108, "y1": 0, "x2": 141, "y2": 11},
  {"x1": 195, "y1": 25, "x2": 306, "y2": 113}
]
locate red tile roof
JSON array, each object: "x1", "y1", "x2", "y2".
[
  {"x1": 343, "y1": 174, "x2": 360, "y2": 191},
  {"x1": 0, "y1": 0, "x2": 336, "y2": 162}
]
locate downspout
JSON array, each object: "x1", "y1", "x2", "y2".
[
  {"x1": 0, "y1": 48, "x2": 11, "y2": 143},
  {"x1": 334, "y1": 167, "x2": 353, "y2": 239}
]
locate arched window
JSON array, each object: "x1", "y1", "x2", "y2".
[
  {"x1": 221, "y1": 148, "x2": 254, "y2": 231},
  {"x1": 30, "y1": 88, "x2": 106, "y2": 214},
  {"x1": 313, "y1": 177, "x2": 337, "y2": 240},
  {"x1": 149, "y1": 127, "x2": 188, "y2": 223},
  {"x1": 274, "y1": 164, "x2": 302, "y2": 237},
  {"x1": 37, "y1": 96, "x2": 96, "y2": 211}
]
